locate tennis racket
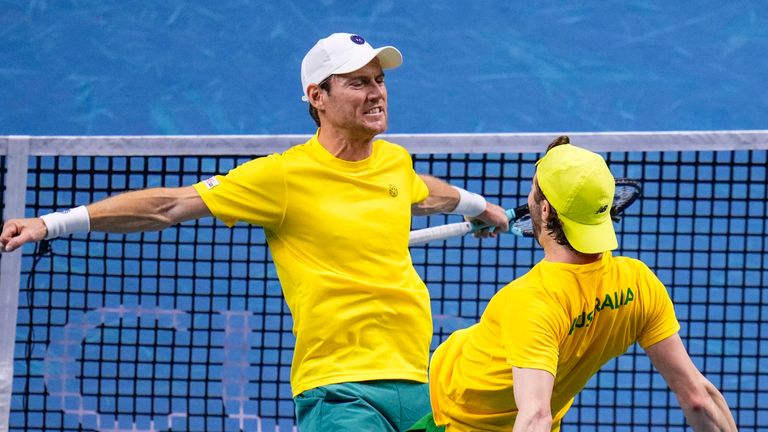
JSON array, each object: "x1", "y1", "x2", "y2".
[{"x1": 408, "y1": 178, "x2": 642, "y2": 246}]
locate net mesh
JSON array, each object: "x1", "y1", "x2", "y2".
[{"x1": 7, "y1": 146, "x2": 768, "y2": 431}]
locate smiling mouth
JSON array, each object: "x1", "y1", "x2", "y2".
[{"x1": 365, "y1": 106, "x2": 384, "y2": 115}]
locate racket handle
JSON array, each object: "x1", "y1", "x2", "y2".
[
  {"x1": 409, "y1": 209, "x2": 519, "y2": 246},
  {"x1": 469, "y1": 208, "x2": 517, "y2": 233},
  {"x1": 408, "y1": 222, "x2": 473, "y2": 246}
]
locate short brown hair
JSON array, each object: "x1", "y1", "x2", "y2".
[{"x1": 547, "y1": 135, "x2": 570, "y2": 151}]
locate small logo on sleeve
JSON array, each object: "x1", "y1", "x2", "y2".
[{"x1": 204, "y1": 176, "x2": 220, "y2": 189}]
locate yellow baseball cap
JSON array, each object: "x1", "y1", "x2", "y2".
[{"x1": 535, "y1": 144, "x2": 617, "y2": 254}]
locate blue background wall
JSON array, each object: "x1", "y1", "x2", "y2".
[{"x1": 2, "y1": 1, "x2": 767, "y2": 136}]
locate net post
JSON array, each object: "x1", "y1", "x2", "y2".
[{"x1": 0, "y1": 136, "x2": 30, "y2": 432}]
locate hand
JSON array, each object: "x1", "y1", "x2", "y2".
[
  {"x1": 0, "y1": 217, "x2": 48, "y2": 252},
  {"x1": 468, "y1": 202, "x2": 510, "y2": 239}
]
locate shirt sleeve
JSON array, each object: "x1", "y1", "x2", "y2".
[
  {"x1": 636, "y1": 262, "x2": 681, "y2": 348},
  {"x1": 409, "y1": 159, "x2": 429, "y2": 204},
  {"x1": 500, "y1": 286, "x2": 564, "y2": 377},
  {"x1": 193, "y1": 154, "x2": 286, "y2": 229}
]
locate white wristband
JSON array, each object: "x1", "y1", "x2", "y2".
[
  {"x1": 40, "y1": 205, "x2": 91, "y2": 240},
  {"x1": 449, "y1": 186, "x2": 487, "y2": 217}
]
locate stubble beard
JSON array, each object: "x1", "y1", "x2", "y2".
[{"x1": 530, "y1": 204, "x2": 543, "y2": 248}]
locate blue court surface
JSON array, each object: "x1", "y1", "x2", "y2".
[{"x1": 1, "y1": 2, "x2": 766, "y2": 134}]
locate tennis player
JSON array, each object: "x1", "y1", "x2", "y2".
[
  {"x1": 1, "y1": 33, "x2": 509, "y2": 431},
  {"x1": 408, "y1": 137, "x2": 737, "y2": 431}
]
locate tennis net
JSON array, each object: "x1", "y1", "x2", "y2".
[{"x1": 0, "y1": 131, "x2": 766, "y2": 431}]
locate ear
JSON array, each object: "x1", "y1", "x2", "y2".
[
  {"x1": 307, "y1": 84, "x2": 324, "y2": 110},
  {"x1": 540, "y1": 199, "x2": 552, "y2": 221}
]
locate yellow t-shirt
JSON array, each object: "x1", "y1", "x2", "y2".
[
  {"x1": 193, "y1": 134, "x2": 430, "y2": 396},
  {"x1": 430, "y1": 252, "x2": 680, "y2": 431}
]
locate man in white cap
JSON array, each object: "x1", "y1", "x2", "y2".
[
  {"x1": 1, "y1": 33, "x2": 510, "y2": 430},
  {"x1": 408, "y1": 136, "x2": 737, "y2": 431}
]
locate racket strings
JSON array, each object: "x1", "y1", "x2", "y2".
[{"x1": 610, "y1": 180, "x2": 642, "y2": 221}]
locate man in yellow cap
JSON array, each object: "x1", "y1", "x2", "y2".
[{"x1": 409, "y1": 136, "x2": 737, "y2": 431}]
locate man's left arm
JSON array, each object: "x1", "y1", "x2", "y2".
[
  {"x1": 645, "y1": 334, "x2": 737, "y2": 431},
  {"x1": 512, "y1": 367, "x2": 555, "y2": 432},
  {"x1": 413, "y1": 174, "x2": 509, "y2": 234}
]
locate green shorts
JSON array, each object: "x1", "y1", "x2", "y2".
[
  {"x1": 294, "y1": 380, "x2": 430, "y2": 432},
  {"x1": 406, "y1": 412, "x2": 445, "y2": 432}
]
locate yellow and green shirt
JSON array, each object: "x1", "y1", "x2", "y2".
[
  {"x1": 194, "y1": 134, "x2": 430, "y2": 396},
  {"x1": 430, "y1": 252, "x2": 680, "y2": 431}
]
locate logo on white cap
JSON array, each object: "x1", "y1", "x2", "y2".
[{"x1": 300, "y1": 33, "x2": 403, "y2": 101}]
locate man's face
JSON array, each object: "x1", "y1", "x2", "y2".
[{"x1": 321, "y1": 58, "x2": 388, "y2": 138}]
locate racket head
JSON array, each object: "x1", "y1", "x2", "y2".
[
  {"x1": 610, "y1": 178, "x2": 642, "y2": 222},
  {"x1": 511, "y1": 205, "x2": 534, "y2": 237},
  {"x1": 512, "y1": 178, "x2": 642, "y2": 238}
]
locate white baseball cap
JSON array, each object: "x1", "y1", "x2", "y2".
[{"x1": 300, "y1": 33, "x2": 403, "y2": 101}]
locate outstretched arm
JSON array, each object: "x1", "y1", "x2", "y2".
[
  {"x1": 413, "y1": 174, "x2": 510, "y2": 234},
  {"x1": 1, "y1": 186, "x2": 210, "y2": 252},
  {"x1": 87, "y1": 186, "x2": 210, "y2": 232},
  {"x1": 512, "y1": 367, "x2": 554, "y2": 432},
  {"x1": 645, "y1": 334, "x2": 737, "y2": 431},
  {"x1": 412, "y1": 174, "x2": 462, "y2": 215}
]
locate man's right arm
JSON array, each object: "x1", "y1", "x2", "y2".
[
  {"x1": 1, "y1": 186, "x2": 210, "y2": 252},
  {"x1": 413, "y1": 174, "x2": 510, "y2": 234},
  {"x1": 645, "y1": 333, "x2": 738, "y2": 431},
  {"x1": 512, "y1": 367, "x2": 554, "y2": 432}
]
